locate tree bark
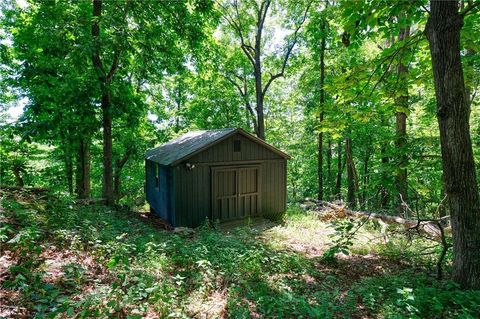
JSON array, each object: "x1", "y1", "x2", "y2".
[
  {"x1": 64, "y1": 144, "x2": 74, "y2": 194},
  {"x1": 426, "y1": 0, "x2": 480, "y2": 289},
  {"x1": 12, "y1": 165, "x2": 24, "y2": 187},
  {"x1": 326, "y1": 139, "x2": 332, "y2": 200},
  {"x1": 92, "y1": 0, "x2": 121, "y2": 206},
  {"x1": 317, "y1": 120, "x2": 323, "y2": 201},
  {"x1": 253, "y1": 1, "x2": 268, "y2": 140},
  {"x1": 175, "y1": 83, "x2": 183, "y2": 133},
  {"x1": 254, "y1": 58, "x2": 265, "y2": 140},
  {"x1": 225, "y1": 70, "x2": 259, "y2": 135},
  {"x1": 380, "y1": 142, "x2": 390, "y2": 209},
  {"x1": 345, "y1": 137, "x2": 357, "y2": 208},
  {"x1": 334, "y1": 140, "x2": 342, "y2": 200},
  {"x1": 75, "y1": 138, "x2": 91, "y2": 199},
  {"x1": 395, "y1": 24, "x2": 410, "y2": 215},
  {"x1": 101, "y1": 83, "x2": 114, "y2": 205},
  {"x1": 361, "y1": 144, "x2": 371, "y2": 209},
  {"x1": 114, "y1": 152, "x2": 130, "y2": 202},
  {"x1": 317, "y1": 19, "x2": 326, "y2": 201}
]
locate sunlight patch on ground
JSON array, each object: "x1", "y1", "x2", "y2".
[{"x1": 186, "y1": 289, "x2": 227, "y2": 319}]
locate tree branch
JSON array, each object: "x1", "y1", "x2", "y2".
[
  {"x1": 91, "y1": 0, "x2": 106, "y2": 79},
  {"x1": 224, "y1": 73, "x2": 246, "y2": 96},
  {"x1": 106, "y1": 48, "x2": 121, "y2": 82},
  {"x1": 461, "y1": 1, "x2": 480, "y2": 16},
  {"x1": 262, "y1": 0, "x2": 311, "y2": 97},
  {"x1": 217, "y1": 0, "x2": 256, "y2": 67}
]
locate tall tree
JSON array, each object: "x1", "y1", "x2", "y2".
[
  {"x1": 317, "y1": 17, "x2": 327, "y2": 201},
  {"x1": 91, "y1": 0, "x2": 123, "y2": 205},
  {"x1": 394, "y1": 24, "x2": 410, "y2": 214},
  {"x1": 334, "y1": 140, "x2": 343, "y2": 200},
  {"x1": 90, "y1": 0, "x2": 213, "y2": 205},
  {"x1": 220, "y1": 0, "x2": 310, "y2": 139},
  {"x1": 3, "y1": 0, "x2": 98, "y2": 196},
  {"x1": 425, "y1": 0, "x2": 480, "y2": 289}
]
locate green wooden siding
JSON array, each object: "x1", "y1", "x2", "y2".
[
  {"x1": 174, "y1": 132, "x2": 287, "y2": 227},
  {"x1": 188, "y1": 134, "x2": 282, "y2": 163}
]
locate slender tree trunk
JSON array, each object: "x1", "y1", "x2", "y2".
[
  {"x1": 76, "y1": 138, "x2": 91, "y2": 199},
  {"x1": 101, "y1": 92, "x2": 114, "y2": 204},
  {"x1": 175, "y1": 86, "x2": 182, "y2": 133},
  {"x1": 254, "y1": 66, "x2": 265, "y2": 140},
  {"x1": 395, "y1": 25, "x2": 410, "y2": 215},
  {"x1": 317, "y1": 123, "x2": 323, "y2": 201},
  {"x1": 253, "y1": 1, "x2": 269, "y2": 141},
  {"x1": 83, "y1": 140, "x2": 91, "y2": 198},
  {"x1": 326, "y1": 139, "x2": 332, "y2": 200},
  {"x1": 334, "y1": 140, "x2": 342, "y2": 200},
  {"x1": 380, "y1": 145, "x2": 390, "y2": 208},
  {"x1": 317, "y1": 20, "x2": 326, "y2": 201},
  {"x1": 229, "y1": 0, "x2": 305, "y2": 140},
  {"x1": 345, "y1": 137, "x2": 356, "y2": 208},
  {"x1": 243, "y1": 75, "x2": 259, "y2": 136},
  {"x1": 114, "y1": 150, "x2": 131, "y2": 202},
  {"x1": 92, "y1": 0, "x2": 120, "y2": 206},
  {"x1": 12, "y1": 166, "x2": 24, "y2": 187},
  {"x1": 64, "y1": 146, "x2": 74, "y2": 194},
  {"x1": 246, "y1": 100, "x2": 258, "y2": 136},
  {"x1": 426, "y1": 0, "x2": 480, "y2": 289},
  {"x1": 362, "y1": 145, "x2": 371, "y2": 209}
]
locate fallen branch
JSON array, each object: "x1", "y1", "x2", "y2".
[
  {"x1": 301, "y1": 198, "x2": 452, "y2": 279},
  {"x1": 323, "y1": 201, "x2": 450, "y2": 241}
]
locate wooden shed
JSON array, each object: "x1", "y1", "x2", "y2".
[{"x1": 145, "y1": 128, "x2": 290, "y2": 228}]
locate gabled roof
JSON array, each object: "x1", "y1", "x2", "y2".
[{"x1": 145, "y1": 128, "x2": 290, "y2": 166}]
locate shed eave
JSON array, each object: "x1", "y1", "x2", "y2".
[
  {"x1": 145, "y1": 128, "x2": 291, "y2": 166},
  {"x1": 169, "y1": 128, "x2": 290, "y2": 166}
]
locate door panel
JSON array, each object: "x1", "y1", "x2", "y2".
[
  {"x1": 238, "y1": 167, "x2": 259, "y2": 218},
  {"x1": 213, "y1": 169, "x2": 237, "y2": 220},
  {"x1": 212, "y1": 166, "x2": 260, "y2": 221}
]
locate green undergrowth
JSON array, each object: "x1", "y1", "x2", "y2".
[{"x1": 1, "y1": 190, "x2": 479, "y2": 318}]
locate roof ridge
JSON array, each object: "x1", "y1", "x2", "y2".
[{"x1": 145, "y1": 127, "x2": 289, "y2": 166}]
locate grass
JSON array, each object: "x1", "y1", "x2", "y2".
[{"x1": 1, "y1": 188, "x2": 479, "y2": 318}]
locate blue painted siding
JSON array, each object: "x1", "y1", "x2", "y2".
[{"x1": 146, "y1": 160, "x2": 173, "y2": 223}]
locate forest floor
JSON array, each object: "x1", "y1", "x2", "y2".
[{"x1": 1, "y1": 188, "x2": 479, "y2": 319}]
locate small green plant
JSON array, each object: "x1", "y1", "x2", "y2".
[{"x1": 323, "y1": 217, "x2": 369, "y2": 262}]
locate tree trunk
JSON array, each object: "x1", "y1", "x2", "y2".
[
  {"x1": 380, "y1": 144, "x2": 390, "y2": 209},
  {"x1": 64, "y1": 145, "x2": 74, "y2": 194},
  {"x1": 345, "y1": 137, "x2": 356, "y2": 208},
  {"x1": 101, "y1": 91, "x2": 114, "y2": 205},
  {"x1": 362, "y1": 144, "x2": 371, "y2": 209},
  {"x1": 326, "y1": 139, "x2": 332, "y2": 200},
  {"x1": 334, "y1": 140, "x2": 342, "y2": 200},
  {"x1": 12, "y1": 166, "x2": 24, "y2": 187},
  {"x1": 114, "y1": 152, "x2": 130, "y2": 202},
  {"x1": 317, "y1": 124, "x2": 323, "y2": 201},
  {"x1": 83, "y1": 140, "x2": 91, "y2": 197},
  {"x1": 426, "y1": 0, "x2": 480, "y2": 289},
  {"x1": 317, "y1": 20, "x2": 326, "y2": 201},
  {"x1": 243, "y1": 76, "x2": 258, "y2": 135},
  {"x1": 75, "y1": 138, "x2": 91, "y2": 199},
  {"x1": 395, "y1": 25, "x2": 410, "y2": 215},
  {"x1": 228, "y1": 0, "x2": 305, "y2": 140},
  {"x1": 92, "y1": 0, "x2": 119, "y2": 206},
  {"x1": 254, "y1": 66, "x2": 265, "y2": 140},
  {"x1": 175, "y1": 86, "x2": 182, "y2": 133}
]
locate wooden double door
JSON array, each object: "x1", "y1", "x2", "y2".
[{"x1": 212, "y1": 166, "x2": 261, "y2": 221}]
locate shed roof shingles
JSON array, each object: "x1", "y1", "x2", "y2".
[{"x1": 145, "y1": 128, "x2": 236, "y2": 166}]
